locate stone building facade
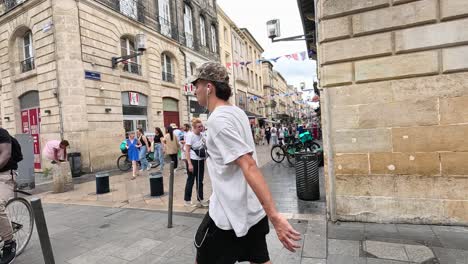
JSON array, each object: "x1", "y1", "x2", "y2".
[
  {"x1": 262, "y1": 61, "x2": 292, "y2": 122},
  {"x1": 0, "y1": 0, "x2": 219, "y2": 172},
  {"x1": 299, "y1": 0, "x2": 468, "y2": 224},
  {"x1": 216, "y1": 5, "x2": 265, "y2": 121}
]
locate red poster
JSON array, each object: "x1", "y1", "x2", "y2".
[
  {"x1": 28, "y1": 108, "x2": 41, "y2": 169},
  {"x1": 21, "y1": 110, "x2": 29, "y2": 133}
]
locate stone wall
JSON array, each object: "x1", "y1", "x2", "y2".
[{"x1": 317, "y1": 0, "x2": 468, "y2": 224}]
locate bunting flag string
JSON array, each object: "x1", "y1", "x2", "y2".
[{"x1": 226, "y1": 50, "x2": 314, "y2": 68}]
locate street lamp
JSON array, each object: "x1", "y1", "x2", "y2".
[
  {"x1": 266, "y1": 19, "x2": 315, "y2": 43},
  {"x1": 112, "y1": 33, "x2": 147, "y2": 68}
]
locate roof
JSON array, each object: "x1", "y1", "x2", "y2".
[
  {"x1": 240, "y1": 28, "x2": 265, "y2": 52},
  {"x1": 297, "y1": 0, "x2": 317, "y2": 59}
]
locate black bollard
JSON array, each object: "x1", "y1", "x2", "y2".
[
  {"x1": 168, "y1": 161, "x2": 175, "y2": 228},
  {"x1": 30, "y1": 198, "x2": 55, "y2": 264}
]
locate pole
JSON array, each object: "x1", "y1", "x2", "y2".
[
  {"x1": 168, "y1": 161, "x2": 175, "y2": 228},
  {"x1": 30, "y1": 198, "x2": 55, "y2": 264}
]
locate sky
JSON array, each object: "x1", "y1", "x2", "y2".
[{"x1": 217, "y1": 0, "x2": 318, "y2": 98}]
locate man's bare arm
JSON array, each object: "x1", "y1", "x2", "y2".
[{"x1": 235, "y1": 154, "x2": 301, "y2": 252}]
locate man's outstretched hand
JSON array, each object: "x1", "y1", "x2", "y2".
[{"x1": 271, "y1": 213, "x2": 301, "y2": 252}]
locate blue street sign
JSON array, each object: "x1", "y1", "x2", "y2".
[{"x1": 85, "y1": 71, "x2": 101, "y2": 81}]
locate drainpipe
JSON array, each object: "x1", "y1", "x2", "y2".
[
  {"x1": 179, "y1": 47, "x2": 190, "y2": 124},
  {"x1": 50, "y1": 0, "x2": 65, "y2": 141}
]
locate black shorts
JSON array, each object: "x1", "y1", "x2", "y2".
[{"x1": 195, "y1": 213, "x2": 270, "y2": 264}]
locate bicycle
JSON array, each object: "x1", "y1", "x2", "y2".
[
  {"x1": 271, "y1": 136, "x2": 305, "y2": 165},
  {"x1": 3, "y1": 170, "x2": 34, "y2": 257},
  {"x1": 117, "y1": 151, "x2": 160, "y2": 172}
]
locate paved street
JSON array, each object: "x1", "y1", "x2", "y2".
[
  {"x1": 16, "y1": 203, "x2": 468, "y2": 264},
  {"x1": 32, "y1": 144, "x2": 324, "y2": 220},
  {"x1": 15, "y1": 145, "x2": 468, "y2": 263}
]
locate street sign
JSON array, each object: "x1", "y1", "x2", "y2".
[{"x1": 84, "y1": 71, "x2": 101, "y2": 81}]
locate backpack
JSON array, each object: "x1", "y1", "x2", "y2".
[{"x1": 1, "y1": 136, "x2": 23, "y2": 172}]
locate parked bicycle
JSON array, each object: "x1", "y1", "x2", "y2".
[
  {"x1": 3, "y1": 170, "x2": 34, "y2": 257},
  {"x1": 271, "y1": 132, "x2": 321, "y2": 166},
  {"x1": 117, "y1": 150, "x2": 159, "y2": 172}
]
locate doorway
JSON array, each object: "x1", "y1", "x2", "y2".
[
  {"x1": 163, "y1": 97, "x2": 180, "y2": 128},
  {"x1": 19, "y1": 91, "x2": 41, "y2": 169}
]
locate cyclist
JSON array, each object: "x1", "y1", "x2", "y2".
[{"x1": 0, "y1": 128, "x2": 16, "y2": 264}]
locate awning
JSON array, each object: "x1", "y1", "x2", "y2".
[
  {"x1": 245, "y1": 111, "x2": 261, "y2": 118},
  {"x1": 264, "y1": 119, "x2": 280, "y2": 124}
]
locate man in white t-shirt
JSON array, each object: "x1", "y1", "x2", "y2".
[{"x1": 190, "y1": 62, "x2": 300, "y2": 264}]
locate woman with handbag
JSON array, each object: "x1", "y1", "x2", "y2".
[
  {"x1": 154, "y1": 127, "x2": 165, "y2": 172},
  {"x1": 164, "y1": 125, "x2": 180, "y2": 169},
  {"x1": 184, "y1": 118, "x2": 208, "y2": 208}
]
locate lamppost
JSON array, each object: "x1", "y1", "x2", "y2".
[
  {"x1": 111, "y1": 33, "x2": 147, "y2": 68},
  {"x1": 266, "y1": 19, "x2": 315, "y2": 43}
]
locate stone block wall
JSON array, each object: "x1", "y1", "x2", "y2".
[{"x1": 317, "y1": 0, "x2": 468, "y2": 224}]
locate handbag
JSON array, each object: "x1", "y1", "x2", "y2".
[{"x1": 191, "y1": 147, "x2": 207, "y2": 158}]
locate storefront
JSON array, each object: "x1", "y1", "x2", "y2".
[{"x1": 122, "y1": 91, "x2": 148, "y2": 134}]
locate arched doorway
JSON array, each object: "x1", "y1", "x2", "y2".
[
  {"x1": 122, "y1": 92, "x2": 148, "y2": 134},
  {"x1": 19, "y1": 91, "x2": 41, "y2": 169},
  {"x1": 163, "y1": 97, "x2": 179, "y2": 128}
]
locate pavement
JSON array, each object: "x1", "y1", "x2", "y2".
[{"x1": 14, "y1": 144, "x2": 468, "y2": 263}]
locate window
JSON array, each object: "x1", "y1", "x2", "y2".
[
  {"x1": 224, "y1": 27, "x2": 228, "y2": 43},
  {"x1": 184, "y1": 5, "x2": 193, "y2": 48},
  {"x1": 200, "y1": 16, "x2": 206, "y2": 46},
  {"x1": 210, "y1": 25, "x2": 217, "y2": 53},
  {"x1": 161, "y1": 53, "x2": 174, "y2": 83},
  {"x1": 119, "y1": 0, "x2": 137, "y2": 20},
  {"x1": 21, "y1": 31, "x2": 34, "y2": 73},
  {"x1": 190, "y1": 62, "x2": 196, "y2": 76},
  {"x1": 120, "y1": 37, "x2": 141, "y2": 75},
  {"x1": 159, "y1": 0, "x2": 172, "y2": 37}
]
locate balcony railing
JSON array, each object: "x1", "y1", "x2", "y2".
[
  {"x1": 95, "y1": 0, "x2": 145, "y2": 23},
  {"x1": 1, "y1": 0, "x2": 27, "y2": 16},
  {"x1": 123, "y1": 62, "x2": 142, "y2": 75},
  {"x1": 157, "y1": 16, "x2": 179, "y2": 41},
  {"x1": 162, "y1": 71, "x2": 175, "y2": 83},
  {"x1": 20, "y1": 57, "x2": 34, "y2": 73}
]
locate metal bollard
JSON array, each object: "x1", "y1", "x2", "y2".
[
  {"x1": 168, "y1": 161, "x2": 175, "y2": 228},
  {"x1": 30, "y1": 198, "x2": 55, "y2": 264}
]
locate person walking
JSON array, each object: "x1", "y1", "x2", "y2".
[
  {"x1": 0, "y1": 128, "x2": 16, "y2": 264},
  {"x1": 184, "y1": 118, "x2": 208, "y2": 208},
  {"x1": 164, "y1": 126, "x2": 180, "y2": 169},
  {"x1": 178, "y1": 123, "x2": 190, "y2": 171},
  {"x1": 270, "y1": 125, "x2": 278, "y2": 146},
  {"x1": 260, "y1": 126, "x2": 266, "y2": 145},
  {"x1": 265, "y1": 125, "x2": 271, "y2": 145},
  {"x1": 136, "y1": 128, "x2": 150, "y2": 172},
  {"x1": 126, "y1": 131, "x2": 140, "y2": 180},
  {"x1": 154, "y1": 127, "x2": 165, "y2": 172},
  {"x1": 278, "y1": 124, "x2": 285, "y2": 145},
  {"x1": 191, "y1": 62, "x2": 300, "y2": 264}
]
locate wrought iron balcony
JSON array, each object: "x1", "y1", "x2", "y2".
[
  {"x1": 0, "y1": 0, "x2": 27, "y2": 16},
  {"x1": 162, "y1": 71, "x2": 175, "y2": 83},
  {"x1": 123, "y1": 62, "x2": 142, "y2": 75},
  {"x1": 157, "y1": 16, "x2": 179, "y2": 41},
  {"x1": 20, "y1": 57, "x2": 34, "y2": 73},
  {"x1": 95, "y1": 0, "x2": 146, "y2": 23}
]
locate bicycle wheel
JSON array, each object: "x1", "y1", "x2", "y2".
[
  {"x1": 271, "y1": 145, "x2": 285, "y2": 163},
  {"x1": 117, "y1": 155, "x2": 132, "y2": 171},
  {"x1": 5, "y1": 197, "x2": 34, "y2": 256},
  {"x1": 286, "y1": 145, "x2": 298, "y2": 166}
]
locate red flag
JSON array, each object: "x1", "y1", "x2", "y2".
[
  {"x1": 226, "y1": 63, "x2": 232, "y2": 69},
  {"x1": 292, "y1": 53, "x2": 299, "y2": 60}
]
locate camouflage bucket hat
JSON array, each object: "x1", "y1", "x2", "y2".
[{"x1": 190, "y1": 61, "x2": 229, "y2": 85}]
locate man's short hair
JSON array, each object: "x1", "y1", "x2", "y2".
[{"x1": 60, "y1": 140, "x2": 69, "y2": 147}]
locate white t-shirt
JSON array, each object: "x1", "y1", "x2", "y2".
[
  {"x1": 185, "y1": 131, "x2": 205, "y2": 161},
  {"x1": 278, "y1": 127, "x2": 285, "y2": 139},
  {"x1": 206, "y1": 105, "x2": 266, "y2": 237},
  {"x1": 271, "y1": 127, "x2": 278, "y2": 137}
]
